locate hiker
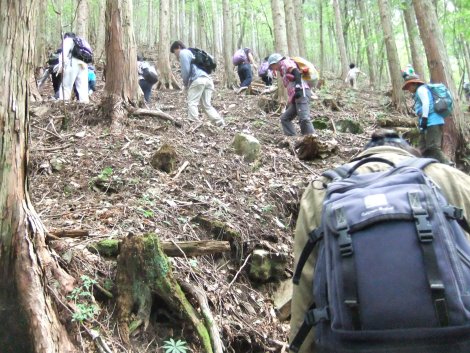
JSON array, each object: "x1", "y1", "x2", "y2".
[
  {"x1": 268, "y1": 53, "x2": 315, "y2": 136},
  {"x1": 258, "y1": 57, "x2": 273, "y2": 86},
  {"x1": 53, "y1": 32, "x2": 91, "y2": 103},
  {"x1": 87, "y1": 65, "x2": 96, "y2": 95},
  {"x1": 233, "y1": 48, "x2": 257, "y2": 93},
  {"x1": 402, "y1": 77, "x2": 450, "y2": 164},
  {"x1": 170, "y1": 40, "x2": 225, "y2": 127},
  {"x1": 464, "y1": 81, "x2": 470, "y2": 102},
  {"x1": 402, "y1": 64, "x2": 417, "y2": 80},
  {"x1": 137, "y1": 55, "x2": 158, "y2": 103},
  {"x1": 345, "y1": 63, "x2": 366, "y2": 89},
  {"x1": 48, "y1": 48, "x2": 63, "y2": 99},
  {"x1": 290, "y1": 130, "x2": 470, "y2": 353}
]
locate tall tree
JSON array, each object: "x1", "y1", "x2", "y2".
[
  {"x1": 0, "y1": 1, "x2": 76, "y2": 352},
  {"x1": 104, "y1": 0, "x2": 140, "y2": 119},
  {"x1": 332, "y1": 0, "x2": 349, "y2": 78},
  {"x1": 94, "y1": 0, "x2": 106, "y2": 62},
  {"x1": 412, "y1": 0, "x2": 465, "y2": 160},
  {"x1": 158, "y1": 0, "x2": 179, "y2": 89},
  {"x1": 75, "y1": 0, "x2": 89, "y2": 38},
  {"x1": 271, "y1": 0, "x2": 288, "y2": 53},
  {"x1": 319, "y1": 0, "x2": 324, "y2": 78},
  {"x1": 222, "y1": 0, "x2": 236, "y2": 88},
  {"x1": 378, "y1": 0, "x2": 406, "y2": 109},
  {"x1": 284, "y1": 0, "x2": 299, "y2": 55},
  {"x1": 402, "y1": 0, "x2": 426, "y2": 79},
  {"x1": 358, "y1": 0, "x2": 377, "y2": 87},
  {"x1": 294, "y1": 0, "x2": 307, "y2": 57}
]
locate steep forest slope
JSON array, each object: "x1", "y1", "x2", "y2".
[{"x1": 28, "y1": 66, "x2": 456, "y2": 353}]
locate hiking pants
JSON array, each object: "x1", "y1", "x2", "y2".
[
  {"x1": 238, "y1": 63, "x2": 253, "y2": 88},
  {"x1": 187, "y1": 76, "x2": 224, "y2": 126},
  {"x1": 139, "y1": 79, "x2": 154, "y2": 102},
  {"x1": 419, "y1": 124, "x2": 449, "y2": 164},
  {"x1": 51, "y1": 71, "x2": 62, "y2": 99},
  {"x1": 59, "y1": 57, "x2": 89, "y2": 103},
  {"x1": 261, "y1": 74, "x2": 272, "y2": 86},
  {"x1": 280, "y1": 90, "x2": 315, "y2": 136}
]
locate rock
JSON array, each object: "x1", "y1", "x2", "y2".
[
  {"x1": 312, "y1": 117, "x2": 331, "y2": 130},
  {"x1": 273, "y1": 279, "x2": 292, "y2": 322},
  {"x1": 295, "y1": 135, "x2": 338, "y2": 160},
  {"x1": 232, "y1": 133, "x2": 261, "y2": 162},
  {"x1": 150, "y1": 143, "x2": 177, "y2": 173},
  {"x1": 50, "y1": 157, "x2": 65, "y2": 172},
  {"x1": 336, "y1": 119, "x2": 363, "y2": 134},
  {"x1": 248, "y1": 249, "x2": 288, "y2": 283}
]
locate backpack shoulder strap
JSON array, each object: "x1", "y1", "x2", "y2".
[{"x1": 396, "y1": 157, "x2": 438, "y2": 170}]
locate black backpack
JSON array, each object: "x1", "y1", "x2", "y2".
[
  {"x1": 142, "y1": 66, "x2": 158, "y2": 84},
  {"x1": 188, "y1": 48, "x2": 216, "y2": 74},
  {"x1": 290, "y1": 157, "x2": 470, "y2": 353},
  {"x1": 71, "y1": 37, "x2": 93, "y2": 64}
]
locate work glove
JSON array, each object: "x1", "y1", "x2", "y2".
[
  {"x1": 294, "y1": 85, "x2": 303, "y2": 99},
  {"x1": 420, "y1": 117, "x2": 428, "y2": 131},
  {"x1": 53, "y1": 63, "x2": 62, "y2": 74}
]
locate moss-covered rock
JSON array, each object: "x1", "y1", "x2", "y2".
[
  {"x1": 248, "y1": 249, "x2": 288, "y2": 283},
  {"x1": 312, "y1": 117, "x2": 330, "y2": 130},
  {"x1": 87, "y1": 239, "x2": 120, "y2": 257},
  {"x1": 232, "y1": 133, "x2": 261, "y2": 162},
  {"x1": 336, "y1": 119, "x2": 363, "y2": 134}
]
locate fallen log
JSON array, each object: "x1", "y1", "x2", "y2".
[
  {"x1": 49, "y1": 229, "x2": 90, "y2": 238},
  {"x1": 376, "y1": 115, "x2": 416, "y2": 128},
  {"x1": 86, "y1": 238, "x2": 231, "y2": 258}
]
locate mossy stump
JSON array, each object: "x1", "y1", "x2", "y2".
[
  {"x1": 150, "y1": 143, "x2": 177, "y2": 173},
  {"x1": 116, "y1": 233, "x2": 213, "y2": 353}
]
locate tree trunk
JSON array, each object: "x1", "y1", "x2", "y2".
[
  {"x1": 412, "y1": 0, "x2": 466, "y2": 160},
  {"x1": 294, "y1": 0, "x2": 307, "y2": 57},
  {"x1": 75, "y1": 0, "x2": 89, "y2": 38},
  {"x1": 358, "y1": 0, "x2": 377, "y2": 87},
  {"x1": 402, "y1": 1, "x2": 427, "y2": 80},
  {"x1": 158, "y1": 0, "x2": 179, "y2": 89},
  {"x1": 104, "y1": 0, "x2": 140, "y2": 120},
  {"x1": 180, "y1": 0, "x2": 186, "y2": 44},
  {"x1": 271, "y1": 0, "x2": 289, "y2": 103},
  {"x1": 222, "y1": 0, "x2": 236, "y2": 88},
  {"x1": 284, "y1": 0, "x2": 299, "y2": 56},
  {"x1": 332, "y1": 0, "x2": 349, "y2": 79},
  {"x1": 95, "y1": 0, "x2": 106, "y2": 62},
  {"x1": 377, "y1": 0, "x2": 406, "y2": 110},
  {"x1": 0, "y1": 1, "x2": 76, "y2": 352},
  {"x1": 319, "y1": 0, "x2": 324, "y2": 79},
  {"x1": 147, "y1": 0, "x2": 153, "y2": 47}
]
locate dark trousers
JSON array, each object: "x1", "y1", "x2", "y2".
[
  {"x1": 238, "y1": 63, "x2": 253, "y2": 87},
  {"x1": 419, "y1": 124, "x2": 449, "y2": 164},
  {"x1": 139, "y1": 79, "x2": 154, "y2": 102},
  {"x1": 51, "y1": 71, "x2": 62, "y2": 98},
  {"x1": 261, "y1": 75, "x2": 272, "y2": 86}
]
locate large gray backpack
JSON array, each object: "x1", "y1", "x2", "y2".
[{"x1": 291, "y1": 157, "x2": 470, "y2": 353}]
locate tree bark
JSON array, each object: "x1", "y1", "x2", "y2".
[
  {"x1": 293, "y1": 0, "x2": 307, "y2": 57},
  {"x1": 271, "y1": 0, "x2": 289, "y2": 103},
  {"x1": 332, "y1": 0, "x2": 349, "y2": 79},
  {"x1": 402, "y1": 0, "x2": 427, "y2": 80},
  {"x1": 222, "y1": 0, "x2": 237, "y2": 88},
  {"x1": 104, "y1": 0, "x2": 140, "y2": 121},
  {"x1": 358, "y1": 0, "x2": 377, "y2": 87},
  {"x1": 412, "y1": 0, "x2": 466, "y2": 160},
  {"x1": 157, "y1": 0, "x2": 179, "y2": 89},
  {"x1": 75, "y1": 0, "x2": 89, "y2": 38},
  {"x1": 377, "y1": 0, "x2": 406, "y2": 110},
  {"x1": 0, "y1": 1, "x2": 76, "y2": 352},
  {"x1": 319, "y1": 0, "x2": 324, "y2": 79},
  {"x1": 284, "y1": 0, "x2": 299, "y2": 56},
  {"x1": 94, "y1": 0, "x2": 106, "y2": 62}
]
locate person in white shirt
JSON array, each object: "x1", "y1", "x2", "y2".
[
  {"x1": 54, "y1": 32, "x2": 89, "y2": 103},
  {"x1": 345, "y1": 63, "x2": 366, "y2": 89}
]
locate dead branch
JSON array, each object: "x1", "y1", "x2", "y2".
[
  {"x1": 49, "y1": 229, "x2": 89, "y2": 238},
  {"x1": 129, "y1": 108, "x2": 182, "y2": 127}
]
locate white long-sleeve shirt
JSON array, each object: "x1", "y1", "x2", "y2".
[{"x1": 416, "y1": 85, "x2": 430, "y2": 118}]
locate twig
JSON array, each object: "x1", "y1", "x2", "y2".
[
  {"x1": 172, "y1": 161, "x2": 190, "y2": 180},
  {"x1": 31, "y1": 124, "x2": 63, "y2": 139},
  {"x1": 227, "y1": 253, "x2": 252, "y2": 289},
  {"x1": 129, "y1": 108, "x2": 182, "y2": 127},
  {"x1": 34, "y1": 143, "x2": 72, "y2": 152}
]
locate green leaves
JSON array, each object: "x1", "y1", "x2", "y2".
[{"x1": 162, "y1": 338, "x2": 188, "y2": 353}]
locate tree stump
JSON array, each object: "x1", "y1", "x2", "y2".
[
  {"x1": 116, "y1": 233, "x2": 213, "y2": 352},
  {"x1": 294, "y1": 135, "x2": 339, "y2": 160}
]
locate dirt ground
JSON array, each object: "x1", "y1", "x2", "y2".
[{"x1": 29, "y1": 65, "x2": 422, "y2": 352}]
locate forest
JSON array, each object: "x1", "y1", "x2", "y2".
[{"x1": 1, "y1": 0, "x2": 470, "y2": 352}]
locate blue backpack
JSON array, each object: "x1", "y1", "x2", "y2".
[
  {"x1": 427, "y1": 83, "x2": 453, "y2": 118},
  {"x1": 291, "y1": 157, "x2": 470, "y2": 353}
]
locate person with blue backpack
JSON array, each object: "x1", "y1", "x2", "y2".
[
  {"x1": 233, "y1": 48, "x2": 257, "y2": 93},
  {"x1": 137, "y1": 55, "x2": 158, "y2": 103},
  {"x1": 290, "y1": 130, "x2": 470, "y2": 353},
  {"x1": 402, "y1": 77, "x2": 453, "y2": 164}
]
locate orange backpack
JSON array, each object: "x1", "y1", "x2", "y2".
[{"x1": 291, "y1": 56, "x2": 319, "y2": 81}]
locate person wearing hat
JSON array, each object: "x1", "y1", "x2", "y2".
[
  {"x1": 267, "y1": 53, "x2": 315, "y2": 136},
  {"x1": 290, "y1": 129, "x2": 470, "y2": 353},
  {"x1": 402, "y1": 77, "x2": 449, "y2": 164}
]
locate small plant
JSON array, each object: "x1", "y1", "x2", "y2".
[
  {"x1": 138, "y1": 207, "x2": 154, "y2": 218},
  {"x1": 261, "y1": 204, "x2": 275, "y2": 213},
  {"x1": 163, "y1": 338, "x2": 188, "y2": 353},
  {"x1": 67, "y1": 275, "x2": 99, "y2": 323},
  {"x1": 98, "y1": 167, "x2": 113, "y2": 181}
]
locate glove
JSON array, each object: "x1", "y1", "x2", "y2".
[
  {"x1": 420, "y1": 117, "x2": 428, "y2": 131},
  {"x1": 53, "y1": 63, "x2": 62, "y2": 74},
  {"x1": 294, "y1": 85, "x2": 303, "y2": 99}
]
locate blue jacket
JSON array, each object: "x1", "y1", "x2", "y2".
[
  {"x1": 414, "y1": 85, "x2": 444, "y2": 127},
  {"x1": 179, "y1": 49, "x2": 209, "y2": 88}
]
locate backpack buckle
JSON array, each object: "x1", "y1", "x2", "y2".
[
  {"x1": 443, "y1": 205, "x2": 463, "y2": 220},
  {"x1": 338, "y1": 230, "x2": 353, "y2": 256},
  {"x1": 304, "y1": 306, "x2": 329, "y2": 326},
  {"x1": 415, "y1": 214, "x2": 434, "y2": 242}
]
